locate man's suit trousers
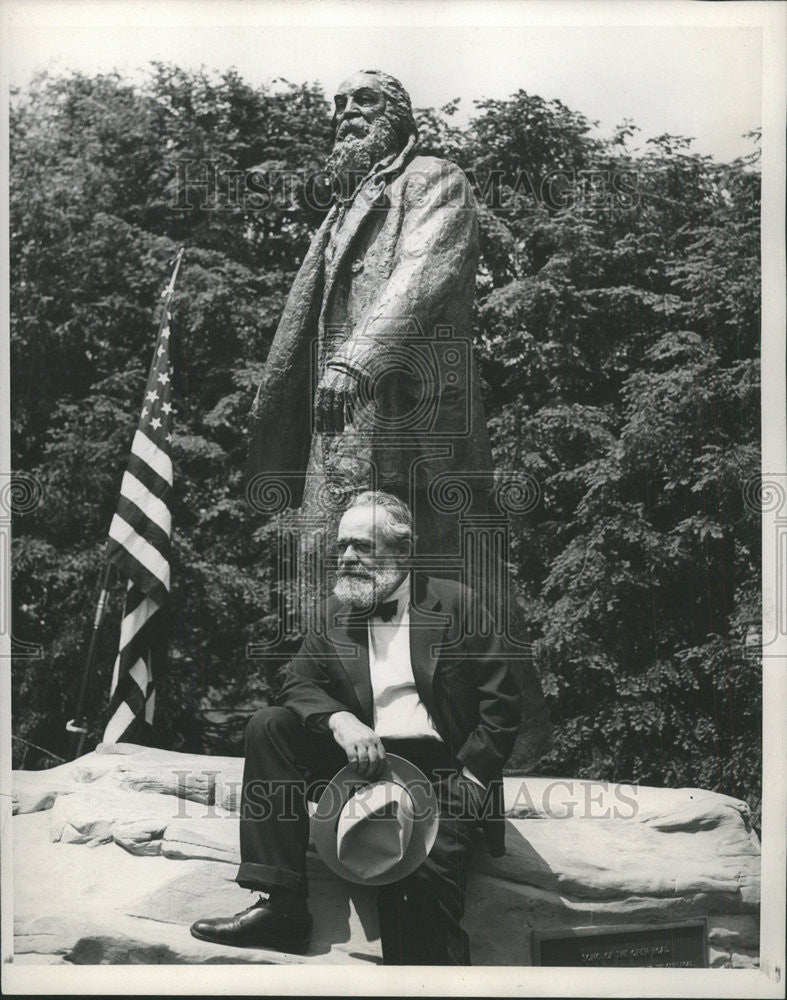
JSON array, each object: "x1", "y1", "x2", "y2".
[{"x1": 235, "y1": 705, "x2": 484, "y2": 965}]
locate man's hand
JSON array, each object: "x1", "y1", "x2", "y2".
[
  {"x1": 328, "y1": 711, "x2": 386, "y2": 778},
  {"x1": 314, "y1": 367, "x2": 359, "y2": 434}
]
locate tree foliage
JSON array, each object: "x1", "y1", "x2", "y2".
[{"x1": 10, "y1": 68, "x2": 761, "y2": 820}]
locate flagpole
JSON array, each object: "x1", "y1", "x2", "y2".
[
  {"x1": 163, "y1": 247, "x2": 184, "y2": 299},
  {"x1": 66, "y1": 560, "x2": 115, "y2": 759}
]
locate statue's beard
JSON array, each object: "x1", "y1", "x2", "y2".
[
  {"x1": 334, "y1": 565, "x2": 403, "y2": 610},
  {"x1": 326, "y1": 116, "x2": 401, "y2": 199}
]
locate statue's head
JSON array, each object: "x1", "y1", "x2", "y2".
[{"x1": 327, "y1": 70, "x2": 418, "y2": 192}]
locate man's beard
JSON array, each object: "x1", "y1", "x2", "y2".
[
  {"x1": 326, "y1": 116, "x2": 400, "y2": 198},
  {"x1": 334, "y1": 565, "x2": 403, "y2": 610}
]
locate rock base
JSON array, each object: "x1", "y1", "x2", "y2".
[{"x1": 12, "y1": 743, "x2": 761, "y2": 967}]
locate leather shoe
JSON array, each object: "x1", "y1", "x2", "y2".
[{"x1": 190, "y1": 895, "x2": 312, "y2": 954}]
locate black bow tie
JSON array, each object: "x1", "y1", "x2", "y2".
[{"x1": 372, "y1": 599, "x2": 398, "y2": 622}]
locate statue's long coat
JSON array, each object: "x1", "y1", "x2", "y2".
[{"x1": 247, "y1": 154, "x2": 493, "y2": 550}]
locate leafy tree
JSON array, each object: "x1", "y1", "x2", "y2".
[{"x1": 475, "y1": 104, "x2": 760, "y2": 820}]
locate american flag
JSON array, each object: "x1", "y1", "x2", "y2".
[{"x1": 103, "y1": 251, "x2": 182, "y2": 743}]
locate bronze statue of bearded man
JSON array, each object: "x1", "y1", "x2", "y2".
[{"x1": 247, "y1": 70, "x2": 493, "y2": 571}]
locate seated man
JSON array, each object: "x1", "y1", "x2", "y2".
[{"x1": 191, "y1": 490, "x2": 523, "y2": 964}]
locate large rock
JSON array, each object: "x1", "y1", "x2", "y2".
[
  {"x1": 13, "y1": 812, "x2": 381, "y2": 965},
  {"x1": 161, "y1": 817, "x2": 240, "y2": 864},
  {"x1": 12, "y1": 746, "x2": 761, "y2": 967},
  {"x1": 12, "y1": 742, "x2": 244, "y2": 814},
  {"x1": 49, "y1": 787, "x2": 180, "y2": 846}
]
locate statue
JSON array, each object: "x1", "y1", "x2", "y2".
[
  {"x1": 246, "y1": 69, "x2": 493, "y2": 568},
  {"x1": 246, "y1": 70, "x2": 549, "y2": 762}
]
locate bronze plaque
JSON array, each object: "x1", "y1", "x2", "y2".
[{"x1": 533, "y1": 920, "x2": 707, "y2": 968}]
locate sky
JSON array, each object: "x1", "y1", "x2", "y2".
[{"x1": 3, "y1": 1, "x2": 768, "y2": 163}]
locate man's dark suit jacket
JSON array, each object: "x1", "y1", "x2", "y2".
[{"x1": 275, "y1": 574, "x2": 522, "y2": 857}]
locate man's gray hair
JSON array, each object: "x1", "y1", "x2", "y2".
[{"x1": 347, "y1": 490, "x2": 414, "y2": 553}]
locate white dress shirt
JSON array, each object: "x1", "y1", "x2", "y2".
[{"x1": 368, "y1": 574, "x2": 483, "y2": 787}]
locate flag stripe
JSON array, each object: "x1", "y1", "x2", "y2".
[
  {"x1": 108, "y1": 670, "x2": 146, "y2": 720},
  {"x1": 116, "y1": 611, "x2": 162, "y2": 676},
  {"x1": 122, "y1": 582, "x2": 148, "y2": 617},
  {"x1": 119, "y1": 471, "x2": 172, "y2": 534},
  {"x1": 106, "y1": 545, "x2": 169, "y2": 607},
  {"x1": 129, "y1": 658, "x2": 149, "y2": 691},
  {"x1": 103, "y1": 702, "x2": 137, "y2": 744},
  {"x1": 109, "y1": 514, "x2": 170, "y2": 589},
  {"x1": 126, "y1": 453, "x2": 171, "y2": 502},
  {"x1": 117, "y1": 584, "x2": 158, "y2": 633},
  {"x1": 145, "y1": 686, "x2": 155, "y2": 724},
  {"x1": 108, "y1": 582, "x2": 156, "y2": 697},
  {"x1": 132, "y1": 429, "x2": 173, "y2": 483},
  {"x1": 105, "y1": 685, "x2": 155, "y2": 741},
  {"x1": 115, "y1": 495, "x2": 171, "y2": 557}
]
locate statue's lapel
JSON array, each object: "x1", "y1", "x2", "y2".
[
  {"x1": 302, "y1": 206, "x2": 338, "y2": 275},
  {"x1": 323, "y1": 178, "x2": 389, "y2": 308}
]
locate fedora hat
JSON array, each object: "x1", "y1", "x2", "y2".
[{"x1": 311, "y1": 754, "x2": 440, "y2": 886}]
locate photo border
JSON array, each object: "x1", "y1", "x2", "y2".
[{"x1": 1, "y1": 1, "x2": 784, "y2": 996}]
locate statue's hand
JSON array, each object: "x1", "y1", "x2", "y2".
[{"x1": 314, "y1": 366, "x2": 359, "y2": 434}]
